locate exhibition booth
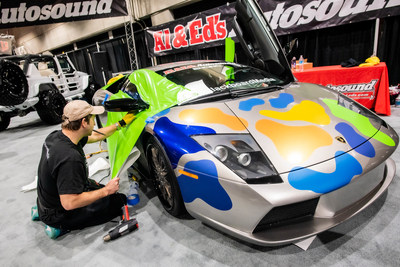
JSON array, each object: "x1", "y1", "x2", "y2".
[{"x1": 1, "y1": 0, "x2": 400, "y2": 266}]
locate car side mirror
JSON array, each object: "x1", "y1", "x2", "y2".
[{"x1": 104, "y1": 98, "x2": 149, "y2": 114}]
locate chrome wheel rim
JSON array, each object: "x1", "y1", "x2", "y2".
[{"x1": 150, "y1": 146, "x2": 173, "y2": 208}]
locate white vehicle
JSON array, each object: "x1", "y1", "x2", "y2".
[{"x1": 0, "y1": 54, "x2": 95, "y2": 131}]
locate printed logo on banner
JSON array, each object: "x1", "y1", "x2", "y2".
[
  {"x1": 146, "y1": 4, "x2": 236, "y2": 57},
  {"x1": 0, "y1": 0, "x2": 128, "y2": 28},
  {"x1": 259, "y1": 0, "x2": 400, "y2": 35},
  {"x1": 327, "y1": 80, "x2": 378, "y2": 100},
  {"x1": 152, "y1": 13, "x2": 228, "y2": 54}
]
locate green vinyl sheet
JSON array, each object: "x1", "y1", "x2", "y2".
[{"x1": 105, "y1": 69, "x2": 201, "y2": 178}]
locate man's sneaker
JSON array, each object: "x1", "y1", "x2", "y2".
[
  {"x1": 44, "y1": 225, "x2": 65, "y2": 239},
  {"x1": 31, "y1": 206, "x2": 39, "y2": 221}
]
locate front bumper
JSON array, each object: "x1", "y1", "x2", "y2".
[
  {"x1": 189, "y1": 158, "x2": 395, "y2": 246},
  {"x1": 0, "y1": 97, "x2": 39, "y2": 112}
]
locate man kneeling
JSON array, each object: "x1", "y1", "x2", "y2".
[{"x1": 36, "y1": 100, "x2": 134, "y2": 238}]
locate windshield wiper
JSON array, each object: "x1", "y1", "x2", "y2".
[
  {"x1": 181, "y1": 90, "x2": 232, "y2": 105},
  {"x1": 182, "y1": 85, "x2": 283, "y2": 105},
  {"x1": 230, "y1": 85, "x2": 283, "y2": 98}
]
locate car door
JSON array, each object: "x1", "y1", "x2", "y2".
[{"x1": 233, "y1": 0, "x2": 294, "y2": 83}]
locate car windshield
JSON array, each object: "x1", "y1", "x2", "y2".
[
  {"x1": 156, "y1": 62, "x2": 286, "y2": 102},
  {"x1": 57, "y1": 56, "x2": 74, "y2": 73}
]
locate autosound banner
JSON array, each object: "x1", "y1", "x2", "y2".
[
  {"x1": 145, "y1": 5, "x2": 236, "y2": 57},
  {"x1": 259, "y1": 0, "x2": 400, "y2": 35},
  {"x1": 0, "y1": 0, "x2": 128, "y2": 29}
]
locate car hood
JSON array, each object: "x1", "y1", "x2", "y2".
[{"x1": 184, "y1": 82, "x2": 398, "y2": 174}]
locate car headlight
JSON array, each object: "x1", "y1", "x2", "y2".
[
  {"x1": 337, "y1": 93, "x2": 383, "y2": 121},
  {"x1": 337, "y1": 94, "x2": 364, "y2": 114},
  {"x1": 337, "y1": 93, "x2": 388, "y2": 129},
  {"x1": 192, "y1": 134, "x2": 282, "y2": 184}
]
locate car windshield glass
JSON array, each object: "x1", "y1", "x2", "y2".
[{"x1": 156, "y1": 62, "x2": 286, "y2": 103}]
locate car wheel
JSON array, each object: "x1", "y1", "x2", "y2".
[
  {"x1": 0, "y1": 60, "x2": 29, "y2": 106},
  {"x1": 0, "y1": 112, "x2": 10, "y2": 131},
  {"x1": 146, "y1": 136, "x2": 186, "y2": 217},
  {"x1": 35, "y1": 87, "x2": 66, "y2": 125}
]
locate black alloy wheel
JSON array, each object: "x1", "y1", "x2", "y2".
[
  {"x1": 36, "y1": 88, "x2": 66, "y2": 124},
  {"x1": 0, "y1": 112, "x2": 10, "y2": 131},
  {"x1": 0, "y1": 60, "x2": 29, "y2": 106},
  {"x1": 146, "y1": 136, "x2": 186, "y2": 217}
]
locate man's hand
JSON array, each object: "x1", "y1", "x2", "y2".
[
  {"x1": 104, "y1": 177, "x2": 120, "y2": 195},
  {"x1": 117, "y1": 112, "x2": 136, "y2": 128},
  {"x1": 60, "y1": 177, "x2": 121, "y2": 210}
]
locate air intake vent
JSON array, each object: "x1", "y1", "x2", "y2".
[{"x1": 253, "y1": 198, "x2": 319, "y2": 232}]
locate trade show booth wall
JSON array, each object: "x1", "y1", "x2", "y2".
[{"x1": 50, "y1": 1, "x2": 400, "y2": 88}]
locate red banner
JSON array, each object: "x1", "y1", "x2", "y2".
[{"x1": 145, "y1": 5, "x2": 236, "y2": 57}]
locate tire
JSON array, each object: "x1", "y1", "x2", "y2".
[
  {"x1": 0, "y1": 60, "x2": 29, "y2": 106},
  {"x1": 0, "y1": 112, "x2": 10, "y2": 131},
  {"x1": 35, "y1": 88, "x2": 66, "y2": 125},
  {"x1": 84, "y1": 83, "x2": 99, "y2": 104},
  {"x1": 146, "y1": 136, "x2": 186, "y2": 217}
]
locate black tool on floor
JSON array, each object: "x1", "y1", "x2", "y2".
[{"x1": 103, "y1": 205, "x2": 138, "y2": 242}]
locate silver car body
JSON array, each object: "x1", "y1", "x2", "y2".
[{"x1": 141, "y1": 80, "x2": 398, "y2": 245}]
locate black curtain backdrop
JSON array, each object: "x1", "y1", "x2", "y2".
[
  {"x1": 99, "y1": 37, "x2": 130, "y2": 73},
  {"x1": 62, "y1": 36, "x2": 131, "y2": 87},
  {"x1": 278, "y1": 20, "x2": 375, "y2": 68},
  {"x1": 135, "y1": 30, "x2": 153, "y2": 69},
  {"x1": 67, "y1": 50, "x2": 87, "y2": 74},
  {"x1": 112, "y1": 39, "x2": 130, "y2": 71},
  {"x1": 379, "y1": 16, "x2": 400, "y2": 86},
  {"x1": 55, "y1": 16, "x2": 400, "y2": 87},
  {"x1": 67, "y1": 48, "x2": 97, "y2": 85},
  {"x1": 277, "y1": 18, "x2": 399, "y2": 85}
]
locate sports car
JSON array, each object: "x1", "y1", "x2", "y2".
[{"x1": 97, "y1": 0, "x2": 398, "y2": 246}]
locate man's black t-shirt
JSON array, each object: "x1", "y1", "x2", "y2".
[{"x1": 37, "y1": 130, "x2": 89, "y2": 211}]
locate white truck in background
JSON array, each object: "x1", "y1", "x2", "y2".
[{"x1": 0, "y1": 53, "x2": 96, "y2": 131}]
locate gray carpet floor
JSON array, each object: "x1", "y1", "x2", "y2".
[{"x1": 1, "y1": 107, "x2": 399, "y2": 266}]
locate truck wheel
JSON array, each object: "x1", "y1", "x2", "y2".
[
  {"x1": 84, "y1": 83, "x2": 99, "y2": 104},
  {"x1": 0, "y1": 60, "x2": 29, "y2": 106},
  {"x1": 36, "y1": 89, "x2": 66, "y2": 125},
  {"x1": 0, "y1": 112, "x2": 10, "y2": 131}
]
